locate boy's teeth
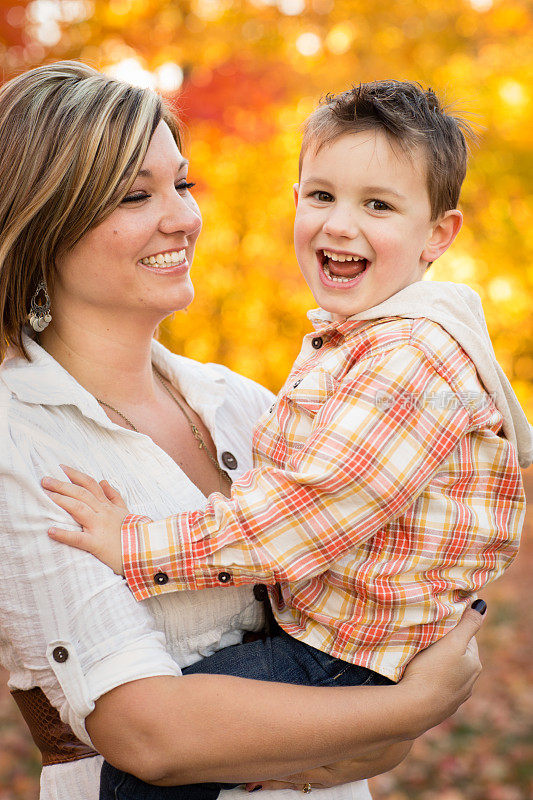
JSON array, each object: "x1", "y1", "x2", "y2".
[
  {"x1": 140, "y1": 250, "x2": 186, "y2": 267},
  {"x1": 323, "y1": 250, "x2": 364, "y2": 263},
  {"x1": 322, "y1": 263, "x2": 363, "y2": 282}
]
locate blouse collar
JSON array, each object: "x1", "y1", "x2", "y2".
[{"x1": 1, "y1": 332, "x2": 227, "y2": 433}]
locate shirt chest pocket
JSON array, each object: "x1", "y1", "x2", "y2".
[{"x1": 284, "y1": 369, "x2": 338, "y2": 417}]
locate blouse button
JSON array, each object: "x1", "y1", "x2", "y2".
[
  {"x1": 154, "y1": 571, "x2": 169, "y2": 585},
  {"x1": 52, "y1": 646, "x2": 69, "y2": 663},
  {"x1": 221, "y1": 451, "x2": 238, "y2": 470},
  {"x1": 312, "y1": 337, "x2": 323, "y2": 349},
  {"x1": 217, "y1": 571, "x2": 232, "y2": 583},
  {"x1": 253, "y1": 584, "x2": 268, "y2": 601}
]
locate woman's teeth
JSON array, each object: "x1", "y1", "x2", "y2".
[{"x1": 140, "y1": 249, "x2": 186, "y2": 267}]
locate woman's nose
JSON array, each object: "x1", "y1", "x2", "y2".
[{"x1": 159, "y1": 192, "x2": 202, "y2": 237}]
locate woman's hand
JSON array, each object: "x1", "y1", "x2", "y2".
[
  {"x1": 251, "y1": 603, "x2": 485, "y2": 791},
  {"x1": 42, "y1": 465, "x2": 128, "y2": 576},
  {"x1": 245, "y1": 741, "x2": 412, "y2": 791},
  {"x1": 398, "y1": 601, "x2": 485, "y2": 734}
]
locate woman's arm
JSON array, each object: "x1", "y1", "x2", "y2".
[
  {"x1": 86, "y1": 604, "x2": 484, "y2": 785},
  {"x1": 247, "y1": 740, "x2": 413, "y2": 791}
]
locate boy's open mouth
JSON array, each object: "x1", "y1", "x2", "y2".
[{"x1": 319, "y1": 250, "x2": 369, "y2": 283}]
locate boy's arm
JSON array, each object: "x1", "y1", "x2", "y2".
[
  {"x1": 45, "y1": 343, "x2": 476, "y2": 597},
  {"x1": 122, "y1": 343, "x2": 475, "y2": 599}
]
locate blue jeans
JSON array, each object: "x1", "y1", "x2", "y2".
[{"x1": 99, "y1": 626, "x2": 392, "y2": 800}]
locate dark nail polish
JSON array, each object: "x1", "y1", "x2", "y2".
[{"x1": 472, "y1": 599, "x2": 487, "y2": 615}]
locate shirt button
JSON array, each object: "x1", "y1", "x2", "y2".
[
  {"x1": 52, "y1": 646, "x2": 69, "y2": 663},
  {"x1": 221, "y1": 451, "x2": 238, "y2": 470},
  {"x1": 154, "y1": 571, "x2": 169, "y2": 585},
  {"x1": 312, "y1": 337, "x2": 323, "y2": 349},
  {"x1": 253, "y1": 584, "x2": 268, "y2": 601},
  {"x1": 217, "y1": 571, "x2": 232, "y2": 583}
]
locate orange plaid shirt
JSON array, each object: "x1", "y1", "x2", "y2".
[{"x1": 123, "y1": 314, "x2": 525, "y2": 681}]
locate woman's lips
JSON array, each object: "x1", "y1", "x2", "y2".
[
  {"x1": 138, "y1": 248, "x2": 190, "y2": 275},
  {"x1": 139, "y1": 259, "x2": 189, "y2": 275}
]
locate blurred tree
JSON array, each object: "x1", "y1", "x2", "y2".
[{"x1": 0, "y1": 0, "x2": 530, "y2": 411}]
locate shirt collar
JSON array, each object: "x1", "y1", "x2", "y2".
[
  {"x1": 2, "y1": 332, "x2": 227, "y2": 432},
  {"x1": 306, "y1": 308, "x2": 374, "y2": 338}
]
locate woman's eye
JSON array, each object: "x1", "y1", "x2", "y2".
[
  {"x1": 121, "y1": 182, "x2": 195, "y2": 204},
  {"x1": 312, "y1": 191, "x2": 334, "y2": 202},
  {"x1": 368, "y1": 199, "x2": 391, "y2": 212},
  {"x1": 121, "y1": 192, "x2": 150, "y2": 204}
]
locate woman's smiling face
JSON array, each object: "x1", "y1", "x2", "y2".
[{"x1": 52, "y1": 121, "x2": 202, "y2": 328}]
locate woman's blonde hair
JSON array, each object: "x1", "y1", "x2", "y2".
[{"x1": 0, "y1": 60, "x2": 182, "y2": 361}]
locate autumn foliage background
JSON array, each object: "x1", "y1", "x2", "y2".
[{"x1": 0, "y1": 0, "x2": 532, "y2": 797}]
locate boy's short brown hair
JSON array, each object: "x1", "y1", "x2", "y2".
[{"x1": 299, "y1": 80, "x2": 474, "y2": 220}]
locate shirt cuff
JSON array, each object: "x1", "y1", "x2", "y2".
[
  {"x1": 49, "y1": 631, "x2": 182, "y2": 746},
  {"x1": 122, "y1": 513, "x2": 154, "y2": 600},
  {"x1": 122, "y1": 511, "x2": 240, "y2": 601}
]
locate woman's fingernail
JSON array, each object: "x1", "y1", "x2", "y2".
[
  {"x1": 248, "y1": 786, "x2": 262, "y2": 792},
  {"x1": 41, "y1": 477, "x2": 52, "y2": 487},
  {"x1": 471, "y1": 599, "x2": 487, "y2": 615},
  {"x1": 48, "y1": 528, "x2": 56, "y2": 536}
]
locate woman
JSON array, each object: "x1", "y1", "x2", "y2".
[{"x1": 0, "y1": 61, "x2": 483, "y2": 800}]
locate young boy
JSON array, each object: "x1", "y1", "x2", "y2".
[{"x1": 45, "y1": 81, "x2": 531, "y2": 798}]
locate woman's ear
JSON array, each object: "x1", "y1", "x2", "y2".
[
  {"x1": 293, "y1": 183, "x2": 300, "y2": 208},
  {"x1": 422, "y1": 209, "x2": 463, "y2": 264}
]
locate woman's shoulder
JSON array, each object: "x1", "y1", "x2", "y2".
[
  {"x1": 0, "y1": 356, "x2": 29, "y2": 437},
  {"x1": 0, "y1": 351, "x2": 82, "y2": 474}
]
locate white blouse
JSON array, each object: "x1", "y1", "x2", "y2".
[{"x1": 0, "y1": 334, "x2": 371, "y2": 800}]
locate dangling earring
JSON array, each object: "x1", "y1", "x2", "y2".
[{"x1": 28, "y1": 279, "x2": 52, "y2": 332}]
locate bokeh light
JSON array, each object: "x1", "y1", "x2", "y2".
[
  {"x1": 155, "y1": 62, "x2": 184, "y2": 92},
  {"x1": 295, "y1": 31, "x2": 322, "y2": 55},
  {"x1": 105, "y1": 57, "x2": 156, "y2": 87}
]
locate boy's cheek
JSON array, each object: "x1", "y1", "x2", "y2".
[{"x1": 294, "y1": 212, "x2": 317, "y2": 247}]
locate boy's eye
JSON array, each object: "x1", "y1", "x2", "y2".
[
  {"x1": 311, "y1": 190, "x2": 334, "y2": 202},
  {"x1": 368, "y1": 199, "x2": 391, "y2": 212}
]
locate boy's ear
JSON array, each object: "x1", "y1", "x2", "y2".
[
  {"x1": 293, "y1": 183, "x2": 300, "y2": 208},
  {"x1": 422, "y1": 209, "x2": 463, "y2": 264}
]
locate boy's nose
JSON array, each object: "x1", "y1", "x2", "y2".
[{"x1": 322, "y1": 205, "x2": 359, "y2": 238}]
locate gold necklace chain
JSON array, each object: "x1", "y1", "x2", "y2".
[{"x1": 96, "y1": 368, "x2": 230, "y2": 486}]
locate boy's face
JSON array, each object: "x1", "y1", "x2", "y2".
[{"x1": 294, "y1": 129, "x2": 461, "y2": 320}]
